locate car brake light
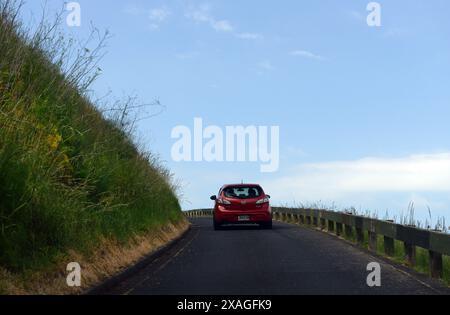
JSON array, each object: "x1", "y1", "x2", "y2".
[
  {"x1": 217, "y1": 198, "x2": 231, "y2": 205},
  {"x1": 256, "y1": 197, "x2": 270, "y2": 204}
]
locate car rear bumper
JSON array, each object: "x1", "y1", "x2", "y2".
[{"x1": 214, "y1": 208, "x2": 272, "y2": 224}]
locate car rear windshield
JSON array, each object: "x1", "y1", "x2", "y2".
[{"x1": 223, "y1": 186, "x2": 263, "y2": 199}]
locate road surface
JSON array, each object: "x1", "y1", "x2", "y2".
[{"x1": 105, "y1": 218, "x2": 449, "y2": 295}]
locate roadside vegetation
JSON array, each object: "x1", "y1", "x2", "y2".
[
  {"x1": 0, "y1": 1, "x2": 183, "y2": 292},
  {"x1": 340, "y1": 228, "x2": 450, "y2": 286}
]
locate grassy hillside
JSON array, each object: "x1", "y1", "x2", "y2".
[{"x1": 0, "y1": 2, "x2": 182, "y2": 275}]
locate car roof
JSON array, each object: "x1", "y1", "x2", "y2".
[{"x1": 221, "y1": 184, "x2": 262, "y2": 189}]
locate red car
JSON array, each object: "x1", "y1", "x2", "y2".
[{"x1": 211, "y1": 184, "x2": 272, "y2": 230}]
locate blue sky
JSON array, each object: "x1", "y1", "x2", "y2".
[{"x1": 21, "y1": 1, "x2": 450, "y2": 225}]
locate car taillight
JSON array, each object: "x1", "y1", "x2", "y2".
[
  {"x1": 217, "y1": 198, "x2": 231, "y2": 205},
  {"x1": 256, "y1": 197, "x2": 270, "y2": 204}
]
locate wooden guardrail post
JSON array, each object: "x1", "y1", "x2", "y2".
[
  {"x1": 354, "y1": 216, "x2": 364, "y2": 245},
  {"x1": 368, "y1": 231, "x2": 377, "y2": 252},
  {"x1": 328, "y1": 220, "x2": 335, "y2": 233},
  {"x1": 345, "y1": 225, "x2": 353, "y2": 238},
  {"x1": 404, "y1": 242, "x2": 416, "y2": 266},
  {"x1": 336, "y1": 222, "x2": 343, "y2": 236},
  {"x1": 383, "y1": 236, "x2": 395, "y2": 256},
  {"x1": 320, "y1": 218, "x2": 326, "y2": 230},
  {"x1": 299, "y1": 215, "x2": 304, "y2": 224},
  {"x1": 429, "y1": 251, "x2": 443, "y2": 279},
  {"x1": 306, "y1": 216, "x2": 312, "y2": 225},
  {"x1": 356, "y1": 227, "x2": 364, "y2": 245}
]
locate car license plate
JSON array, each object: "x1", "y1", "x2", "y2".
[{"x1": 238, "y1": 215, "x2": 250, "y2": 222}]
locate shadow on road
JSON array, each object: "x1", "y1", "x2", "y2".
[{"x1": 214, "y1": 224, "x2": 281, "y2": 231}]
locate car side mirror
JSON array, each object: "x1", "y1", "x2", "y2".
[
  {"x1": 266, "y1": 195, "x2": 271, "y2": 199},
  {"x1": 210, "y1": 195, "x2": 217, "y2": 201}
]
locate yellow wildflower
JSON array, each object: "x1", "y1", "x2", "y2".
[{"x1": 47, "y1": 133, "x2": 62, "y2": 151}]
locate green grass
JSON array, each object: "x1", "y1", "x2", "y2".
[
  {"x1": 360, "y1": 233, "x2": 450, "y2": 286},
  {"x1": 0, "y1": 2, "x2": 182, "y2": 273},
  {"x1": 444, "y1": 255, "x2": 450, "y2": 285},
  {"x1": 356, "y1": 232, "x2": 450, "y2": 286},
  {"x1": 374, "y1": 237, "x2": 449, "y2": 285},
  {"x1": 342, "y1": 226, "x2": 356, "y2": 243}
]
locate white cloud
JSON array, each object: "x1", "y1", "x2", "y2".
[
  {"x1": 236, "y1": 32, "x2": 263, "y2": 40},
  {"x1": 263, "y1": 153, "x2": 450, "y2": 202},
  {"x1": 290, "y1": 50, "x2": 324, "y2": 60},
  {"x1": 149, "y1": 7, "x2": 171, "y2": 22},
  {"x1": 124, "y1": 5, "x2": 171, "y2": 31},
  {"x1": 186, "y1": 5, "x2": 263, "y2": 38},
  {"x1": 212, "y1": 19, "x2": 234, "y2": 32},
  {"x1": 186, "y1": 5, "x2": 234, "y2": 32},
  {"x1": 146, "y1": 7, "x2": 171, "y2": 30},
  {"x1": 186, "y1": 4, "x2": 212, "y2": 23}
]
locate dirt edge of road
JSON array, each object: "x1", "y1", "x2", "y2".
[{"x1": 0, "y1": 219, "x2": 190, "y2": 295}]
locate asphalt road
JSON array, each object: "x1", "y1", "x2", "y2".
[{"x1": 105, "y1": 218, "x2": 449, "y2": 295}]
